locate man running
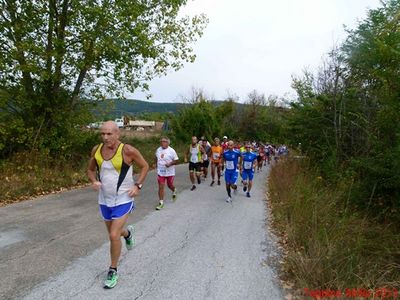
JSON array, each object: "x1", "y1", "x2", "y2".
[
  {"x1": 155, "y1": 137, "x2": 179, "y2": 210},
  {"x1": 184, "y1": 136, "x2": 204, "y2": 191},
  {"x1": 221, "y1": 140, "x2": 241, "y2": 203},
  {"x1": 256, "y1": 142, "x2": 265, "y2": 172},
  {"x1": 240, "y1": 142, "x2": 258, "y2": 197},
  {"x1": 210, "y1": 137, "x2": 223, "y2": 186},
  {"x1": 200, "y1": 137, "x2": 212, "y2": 180},
  {"x1": 87, "y1": 121, "x2": 149, "y2": 289},
  {"x1": 221, "y1": 136, "x2": 228, "y2": 175}
]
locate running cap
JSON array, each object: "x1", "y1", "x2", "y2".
[{"x1": 223, "y1": 136, "x2": 227, "y2": 139}]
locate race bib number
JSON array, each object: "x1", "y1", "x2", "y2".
[
  {"x1": 226, "y1": 160, "x2": 234, "y2": 170},
  {"x1": 159, "y1": 164, "x2": 167, "y2": 174},
  {"x1": 213, "y1": 152, "x2": 220, "y2": 160},
  {"x1": 244, "y1": 161, "x2": 252, "y2": 169},
  {"x1": 191, "y1": 154, "x2": 198, "y2": 163}
]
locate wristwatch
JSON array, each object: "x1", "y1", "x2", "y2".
[{"x1": 135, "y1": 183, "x2": 143, "y2": 190}]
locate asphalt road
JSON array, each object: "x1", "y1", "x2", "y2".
[{"x1": 1, "y1": 164, "x2": 282, "y2": 300}]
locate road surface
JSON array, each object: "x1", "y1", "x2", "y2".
[{"x1": 0, "y1": 164, "x2": 282, "y2": 300}]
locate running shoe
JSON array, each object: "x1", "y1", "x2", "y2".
[
  {"x1": 243, "y1": 186, "x2": 247, "y2": 192},
  {"x1": 156, "y1": 202, "x2": 164, "y2": 210},
  {"x1": 172, "y1": 189, "x2": 177, "y2": 202},
  {"x1": 217, "y1": 180, "x2": 221, "y2": 185},
  {"x1": 210, "y1": 181, "x2": 215, "y2": 186},
  {"x1": 225, "y1": 197, "x2": 232, "y2": 203},
  {"x1": 104, "y1": 269, "x2": 118, "y2": 289},
  {"x1": 125, "y1": 224, "x2": 135, "y2": 250},
  {"x1": 190, "y1": 185, "x2": 196, "y2": 191},
  {"x1": 246, "y1": 192, "x2": 251, "y2": 198}
]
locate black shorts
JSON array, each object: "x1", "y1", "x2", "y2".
[
  {"x1": 189, "y1": 162, "x2": 201, "y2": 172},
  {"x1": 202, "y1": 160, "x2": 210, "y2": 168},
  {"x1": 257, "y1": 155, "x2": 263, "y2": 162}
]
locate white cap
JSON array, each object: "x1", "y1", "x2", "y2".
[{"x1": 223, "y1": 136, "x2": 227, "y2": 139}]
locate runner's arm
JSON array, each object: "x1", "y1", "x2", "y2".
[
  {"x1": 124, "y1": 145, "x2": 149, "y2": 197},
  {"x1": 166, "y1": 158, "x2": 179, "y2": 167},
  {"x1": 184, "y1": 147, "x2": 189, "y2": 163},
  {"x1": 87, "y1": 145, "x2": 101, "y2": 190}
]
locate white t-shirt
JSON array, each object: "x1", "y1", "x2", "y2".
[{"x1": 156, "y1": 146, "x2": 179, "y2": 177}]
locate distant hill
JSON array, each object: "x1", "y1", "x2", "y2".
[
  {"x1": 90, "y1": 99, "x2": 188, "y2": 118},
  {"x1": 90, "y1": 98, "x2": 248, "y2": 119}
]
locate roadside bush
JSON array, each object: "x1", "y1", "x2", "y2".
[{"x1": 268, "y1": 159, "x2": 400, "y2": 292}]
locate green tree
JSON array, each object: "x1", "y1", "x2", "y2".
[
  {"x1": 287, "y1": 0, "x2": 400, "y2": 217},
  {"x1": 0, "y1": 0, "x2": 207, "y2": 155},
  {"x1": 342, "y1": 0, "x2": 400, "y2": 209},
  {"x1": 171, "y1": 90, "x2": 219, "y2": 142}
]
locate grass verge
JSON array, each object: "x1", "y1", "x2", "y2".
[
  {"x1": 267, "y1": 158, "x2": 400, "y2": 298},
  {"x1": 0, "y1": 134, "x2": 187, "y2": 206}
]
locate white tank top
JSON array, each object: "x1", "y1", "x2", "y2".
[{"x1": 94, "y1": 143, "x2": 134, "y2": 207}]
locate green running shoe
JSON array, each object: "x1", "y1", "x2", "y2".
[
  {"x1": 104, "y1": 269, "x2": 118, "y2": 289},
  {"x1": 156, "y1": 202, "x2": 164, "y2": 210},
  {"x1": 172, "y1": 189, "x2": 177, "y2": 202},
  {"x1": 125, "y1": 224, "x2": 135, "y2": 250}
]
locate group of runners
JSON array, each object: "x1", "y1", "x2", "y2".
[
  {"x1": 155, "y1": 134, "x2": 288, "y2": 208},
  {"x1": 87, "y1": 120, "x2": 287, "y2": 289}
]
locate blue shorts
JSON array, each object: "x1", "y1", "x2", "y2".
[
  {"x1": 100, "y1": 202, "x2": 134, "y2": 221},
  {"x1": 242, "y1": 169, "x2": 254, "y2": 181},
  {"x1": 225, "y1": 170, "x2": 238, "y2": 185}
]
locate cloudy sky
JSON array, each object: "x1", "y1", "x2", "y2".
[{"x1": 134, "y1": 0, "x2": 381, "y2": 103}]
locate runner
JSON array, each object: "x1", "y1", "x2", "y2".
[
  {"x1": 221, "y1": 136, "x2": 229, "y2": 150},
  {"x1": 263, "y1": 143, "x2": 269, "y2": 166},
  {"x1": 238, "y1": 141, "x2": 247, "y2": 186},
  {"x1": 256, "y1": 142, "x2": 265, "y2": 172},
  {"x1": 155, "y1": 137, "x2": 179, "y2": 210},
  {"x1": 87, "y1": 121, "x2": 149, "y2": 289},
  {"x1": 184, "y1": 136, "x2": 204, "y2": 191},
  {"x1": 240, "y1": 142, "x2": 258, "y2": 197},
  {"x1": 221, "y1": 140, "x2": 241, "y2": 203},
  {"x1": 200, "y1": 137, "x2": 212, "y2": 181},
  {"x1": 210, "y1": 137, "x2": 223, "y2": 186},
  {"x1": 265, "y1": 144, "x2": 272, "y2": 165},
  {"x1": 220, "y1": 135, "x2": 228, "y2": 175}
]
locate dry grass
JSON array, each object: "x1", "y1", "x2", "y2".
[
  {"x1": 267, "y1": 158, "x2": 400, "y2": 297},
  {"x1": 0, "y1": 151, "x2": 88, "y2": 206},
  {"x1": 0, "y1": 134, "x2": 187, "y2": 205}
]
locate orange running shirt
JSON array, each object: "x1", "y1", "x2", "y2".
[{"x1": 211, "y1": 145, "x2": 223, "y2": 163}]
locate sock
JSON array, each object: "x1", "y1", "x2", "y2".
[
  {"x1": 125, "y1": 229, "x2": 131, "y2": 240},
  {"x1": 109, "y1": 267, "x2": 117, "y2": 272},
  {"x1": 159, "y1": 200, "x2": 164, "y2": 204},
  {"x1": 226, "y1": 186, "x2": 231, "y2": 197}
]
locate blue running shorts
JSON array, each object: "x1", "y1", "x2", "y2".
[
  {"x1": 100, "y1": 201, "x2": 135, "y2": 221},
  {"x1": 241, "y1": 170, "x2": 254, "y2": 181},
  {"x1": 224, "y1": 170, "x2": 238, "y2": 185}
]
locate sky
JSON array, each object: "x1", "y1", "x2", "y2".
[{"x1": 133, "y1": 0, "x2": 382, "y2": 103}]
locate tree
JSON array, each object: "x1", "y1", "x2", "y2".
[
  {"x1": 171, "y1": 89, "x2": 219, "y2": 142},
  {"x1": 287, "y1": 0, "x2": 400, "y2": 217},
  {"x1": 342, "y1": 0, "x2": 400, "y2": 209},
  {"x1": 239, "y1": 90, "x2": 269, "y2": 141},
  {"x1": 0, "y1": 0, "x2": 207, "y2": 154}
]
